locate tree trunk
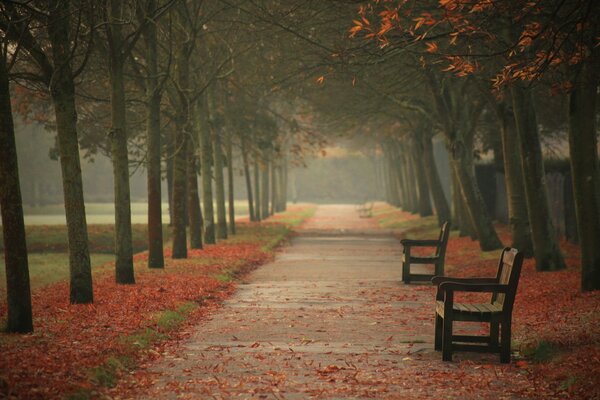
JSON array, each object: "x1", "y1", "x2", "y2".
[
  {"x1": 242, "y1": 137, "x2": 255, "y2": 221},
  {"x1": 450, "y1": 144, "x2": 502, "y2": 250},
  {"x1": 496, "y1": 101, "x2": 533, "y2": 255},
  {"x1": 226, "y1": 133, "x2": 236, "y2": 234},
  {"x1": 166, "y1": 132, "x2": 174, "y2": 226},
  {"x1": 0, "y1": 57, "x2": 33, "y2": 332},
  {"x1": 270, "y1": 160, "x2": 277, "y2": 215},
  {"x1": 200, "y1": 100, "x2": 216, "y2": 244},
  {"x1": 568, "y1": 56, "x2": 600, "y2": 290},
  {"x1": 421, "y1": 134, "x2": 451, "y2": 226},
  {"x1": 511, "y1": 83, "x2": 565, "y2": 270},
  {"x1": 400, "y1": 145, "x2": 419, "y2": 213},
  {"x1": 411, "y1": 141, "x2": 433, "y2": 217},
  {"x1": 143, "y1": 2, "x2": 164, "y2": 267},
  {"x1": 108, "y1": 0, "x2": 135, "y2": 283},
  {"x1": 213, "y1": 129, "x2": 228, "y2": 239},
  {"x1": 261, "y1": 156, "x2": 270, "y2": 218},
  {"x1": 48, "y1": 1, "x2": 94, "y2": 300},
  {"x1": 187, "y1": 143, "x2": 202, "y2": 249},
  {"x1": 254, "y1": 154, "x2": 262, "y2": 221},
  {"x1": 171, "y1": 120, "x2": 188, "y2": 258},
  {"x1": 281, "y1": 156, "x2": 288, "y2": 211}
]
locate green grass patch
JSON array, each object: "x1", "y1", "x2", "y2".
[
  {"x1": 0, "y1": 253, "x2": 114, "y2": 291},
  {"x1": 520, "y1": 339, "x2": 560, "y2": 362}
]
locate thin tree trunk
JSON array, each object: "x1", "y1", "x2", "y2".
[
  {"x1": 143, "y1": 2, "x2": 164, "y2": 267},
  {"x1": 568, "y1": 56, "x2": 600, "y2": 290},
  {"x1": 226, "y1": 133, "x2": 236, "y2": 234},
  {"x1": 421, "y1": 134, "x2": 451, "y2": 225},
  {"x1": 511, "y1": 83, "x2": 565, "y2": 270},
  {"x1": 213, "y1": 128, "x2": 228, "y2": 239},
  {"x1": 200, "y1": 100, "x2": 216, "y2": 244},
  {"x1": 254, "y1": 154, "x2": 262, "y2": 221},
  {"x1": 108, "y1": 0, "x2": 135, "y2": 283},
  {"x1": 400, "y1": 145, "x2": 419, "y2": 213},
  {"x1": 48, "y1": 1, "x2": 94, "y2": 300},
  {"x1": 496, "y1": 101, "x2": 533, "y2": 255},
  {"x1": 171, "y1": 122, "x2": 188, "y2": 258},
  {"x1": 242, "y1": 137, "x2": 255, "y2": 221},
  {"x1": 281, "y1": 156, "x2": 288, "y2": 211},
  {"x1": 270, "y1": 160, "x2": 277, "y2": 215},
  {"x1": 166, "y1": 132, "x2": 174, "y2": 226},
  {"x1": 450, "y1": 153, "x2": 503, "y2": 250},
  {"x1": 261, "y1": 155, "x2": 270, "y2": 218},
  {"x1": 0, "y1": 57, "x2": 33, "y2": 332},
  {"x1": 411, "y1": 141, "x2": 433, "y2": 217},
  {"x1": 187, "y1": 144, "x2": 202, "y2": 249}
]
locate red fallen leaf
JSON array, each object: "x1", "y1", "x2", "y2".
[
  {"x1": 250, "y1": 341, "x2": 260, "y2": 348},
  {"x1": 515, "y1": 360, "x2": 528, "y2": 368}
]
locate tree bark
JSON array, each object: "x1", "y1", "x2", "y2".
[
  {"x1": 226, "y1": 133, "x2": 236, "y2": 234},
  {"x1": 450, "y1": 150, "x2": 502, "y2": 250},
  {"x1": 495, "y1": 100, "x2": 533, "y2": 255},
  {"x1": 213, "y1": 128, "x2": 228, "y2": 239},
  {"x1": 270, "y1": 160, "x2": 277, "y2": 215},
  {"x1": 400, "y1": 144, "x2": 419, "y2": 213},
  {"x1": 511, "y1": 83, "x2": 565, "y2": 270},
  {"x1": 107, "y1": 0, "x2": 135, "y2": 283},
  {"x1": 187, "y1": 142, "x2": 202, "y2": 249},
  {"x1": 241, "y1": 137, "x2": 255, "y2": 221},
  {"x1": 200, "y1": 100, "x2": 216, "y2": 244},
  {"x1": 411, "y1": 140, "x2": 433, "y2": 217},
  {"x1": 568, "y1": 56, "x2": 600, "y2": 290},
  {"x1": 171, "y1": 121, "x2": 188, "y2": 258},
  {"x1": 421, "y1": 134, "x2": 451, "y2": 226},
  {"x1": 261, "y1": 155, "x2": 270, "y2": 218},
  {"x1": 48, "y1": 1, "x2": 95, "y2": 299},
  {"x1": 254, "y1": 154, "x2": 262, "y2": 221},
  {"x1": 143, "y1": 0, "x2": 164, "y2": 267},
  {"x1": 0, "y1": 57, "x2": 33, "y2": 333},
  {"x1": 166, "y1": 132, "x2": 174, "y2": 226}
]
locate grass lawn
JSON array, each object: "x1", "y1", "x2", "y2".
[
  {"x1": 0, "y1": 253, "x2": 114, "y2": 291},
  {"x1": 20, "y1": 201, "x2": 250, "y2": 225}
]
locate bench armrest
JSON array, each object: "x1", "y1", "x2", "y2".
[
  {"x1": 400, "y1": 239, "x2": 440, "y2": 247},
  {"x1": 439, "y1": 282, "x2": 509, "y2": 294},
  {"x1": 431, "y1": 276, "x2": 498, "y2": 286}
]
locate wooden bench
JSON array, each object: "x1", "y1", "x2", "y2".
[
  {"x1": 357, "y1": 202, "x2": 373, "y2": 218},
  {"x1": 432, "y1": 247, "x2": 524, "y2": 363},
  {"x1": 400, "y1": 221, "x2": 450, "y2": 284}
]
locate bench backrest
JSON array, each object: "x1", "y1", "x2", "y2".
[
  {"x1": 435, "y1": 221, "x2": 451, "y2": 258},
  {"x1": 492, "y1": 247, "x2": 524, "y2": 311}
]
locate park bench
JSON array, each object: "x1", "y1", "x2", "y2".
[
  {"x1": 400, "y1": 221, "x2": 450, "y2": 284},
  {"x1": 357, "y1": 202, "x2": 374, "y2": 218},
  {"x1": 432, "y1": 247, "x2": 524, "y2": 363}
]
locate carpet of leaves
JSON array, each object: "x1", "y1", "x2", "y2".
[
  {"x1": 0, "y1": 221, "x2": 291, "y2": 400},
  {"x1": 376, "y1": 205, "x2": 600, "y2": 399}
]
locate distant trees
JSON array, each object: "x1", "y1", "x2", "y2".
[{"x1": 351, "y1": 0, "x2": 599, "y2": 287}]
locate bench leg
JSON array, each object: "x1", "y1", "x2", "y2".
[
  {"x1": 442, "y1": 317, "x2": 453, "y2": 361},
  {"x1": 434, "y1": 314, "x2": 443, "y2": 351},
  {"x1": 490, "y1": 321, "x2": 499, "y2": 348},
  {"x1": 402, "y1": 261, "x2": 410, "y2": 284},
  {"x1": 500, "y1": 319, "x2": 512, "y2": 363}
]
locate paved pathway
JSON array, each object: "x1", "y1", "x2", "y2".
[{"x1": 132, "y1": 205, "x2": 531, "y2": 399}]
